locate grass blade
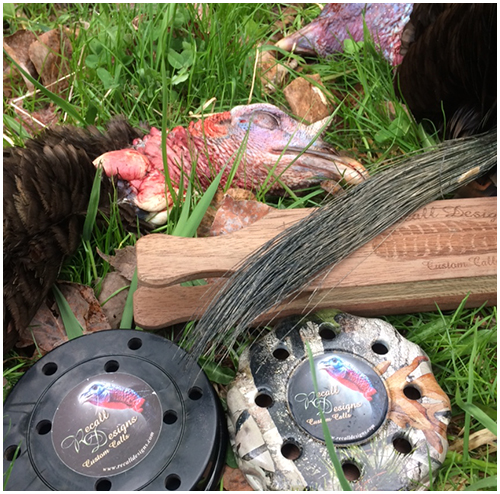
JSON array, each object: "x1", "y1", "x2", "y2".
[
  {"x1": 225, "y1": 444, "x2": 238, "y2": 469},
  {"x1": 52, "y1": 285, "x2": 84, "y2": 340},
  {"x1": 3, "y1": 114, "x2": 32, "y2": 142},
  {"x1": 198, "y1": 358, "x2": 236, "y2": 385},
  {"x1": 4, "y1": 50, "x2": 86, "y2": 125},
  {"x1": 455, "y1": 392, "x2": 497, "y2": 436},
  {"x1": 120, "y1": 269, "x2": 138, "y2": 329},
  {"x1": 3, "y1": 442, "x2": 21, "y2": 490},
  {"x1": 171, "y1": 180, "x2": 193, "y2": 237},
  {"x1": 82, "y1": 164, "x2": 103, "y2": 242},
  {"x1": 305, "y1": 342, "x2": 352, "y2": 491},
  {"x1": 465, "y1": 475, "x2": 497, "y2": 491},
  {"x1": 175, "y1": 166, "x2": 226, "y2": 238}
]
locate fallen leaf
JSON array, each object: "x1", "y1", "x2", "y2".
[
  {"x1": 448, "y1": 428, "x2": 497, "y2": 453},
  {"x1": 132, "y1": 14, "x2": 147, "y2": 31},
  {"x1": 320, "y1": 180, "x2": 344, "y2": 196},
  {"x1": 98, "y1": 272, "x2": 130, "y2": 329},
  {"x1": 222, "y1": 466, "x2": 253, "y2": 491},
  {"x1": 257, "y1": 47, "x2": 296, "y2": 94},
  {"x1": 382, "y1": 100, "x2": 398, "y2": 119},
  {"x1": 225, "y1": 188, "x2": 258, "y2": 202},
  {"x1": 347, "y1": 82, "x2": 365, "y2": 109},
  {"x1": 3, "y1": 30, "x2": 38, "y2": 96},
  {"x1": 16, "y1": 282, "x2": 111, "y2": 355},
  {"x1": 31, "y1": 104, "x2": 60, "y2": 126},
  {"x1": 284, "y1": 74, "x2": 333, "y2": 123},
  {"x1": 197, "y1": 188, "x2": 258, "y2": 237},
  {"x1": 454, "y1": 172, "x2": 497, "y2": 198},
  {"x1": 98, "y1": 246, "x2": 137, "y2": 281},
  {"x1": 28, "y1": 28, "x2": 73, "y2": 94},
  {"x1": 441, "y1": 475, "x2": 469, "y2": 491},
  {"x1": 12, "y1": 100, "x2": 60, "y2": 135},
  {"x1": 209, "y1": 195, "x2": 273, "y2": 236},
  {"x1": 271, "y1": 5, "x2": 303, "y2": 42}
]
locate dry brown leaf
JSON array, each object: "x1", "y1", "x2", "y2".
[
  {"x1": 320, "y1": 180, "x2": 344, "y2": 196},
  {"x1": 3, "y1": 30, "x2": 38, "y2": 96},
  {"x1": 271, "y1": 5, "x2": 303, "y2": 42},
  {"x1": 98, "y1": 272, "x2": 130, "y2": 329},
  {"x1": 12, "y1": 100, "x2": 60, "y2": 135},
  {"x1": 257, "y1": 47, "x2": 296, "y2": 94},
  {"x1": 197, "y1": 188, "x2": 258, "y2": 237},
  {"x1": 132, "y1": 14, "x2": 147, "y2": 31},
  {"x1": 209, "y1": 194, "x2": 273, "y2": 236},
  {"x1": 441, "y1": 475, "x2": 469, "y2": 491},
  {"x1": 222, "y1": 466, "x2": 253, "y2": 491},
  {"x1": 28, "y1": 28, "x2": 72, "y2": 94},
  {"x1": 225, "y1": 188, "x2": 258, "y2": 202},
  {"x1": 448, "y1": 428, "x2": 497, "y2": 453},
  {"x1": 31, "y1": 104, "x2": 60, "y2": 127},
  {"x1": 284, "y1": 73, "x2": 334, "y2": 123},
  {"x1": 16, "y1": 282, "x2": 111, "y2": 355},
  {"x1": 98, "y1": 246, "x2": 137, "y2": 281}
]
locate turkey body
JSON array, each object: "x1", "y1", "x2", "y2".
[
  {"x1": 3, "y1": 119, "x2": 142, "y2": 351},
  {"x1": 395, "y1": 3, "x2": 497, "y2": 138}
]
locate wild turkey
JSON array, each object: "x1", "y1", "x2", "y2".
[
  {"x1": 277, "y1": 3, "x2": 497, "y2": 138},
  {"x1": 3, "y1": 104, "x2": 366, "y2": 352}
]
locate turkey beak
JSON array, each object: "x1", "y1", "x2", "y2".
[
  {"x1": 279, "y1": 116, "x2": 368, "y2": 185},
  {"x1": 79, "y1": 391, "x2": 91, "y2": 404},
  {"x1": 318, "y1": 361, "x2": 328, "y2": 371},
  {"x1": 284, "y1": 146, "x2": 369, "y2": 185},
  {"x1": 275, "y1": 24, "x2": 321, "y2": 56},
  {"x1": 330, "y1": 155, "x2": 369, "y2": 184}
]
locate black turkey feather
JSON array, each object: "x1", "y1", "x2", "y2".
[
  {"x1": 3, "y1": 118, "x2": 143, "y2": 351},
  {"x1": 395, "y1": 3, "x2": 497, "y2": 138}
]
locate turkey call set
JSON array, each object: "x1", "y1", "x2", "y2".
[{"x1": 4, "y1": 3, "x2": 496, "y2": 492}]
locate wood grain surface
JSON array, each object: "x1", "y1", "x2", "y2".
[{"x1": 134, "y1": 197, "x2": 497, "y2": 328}]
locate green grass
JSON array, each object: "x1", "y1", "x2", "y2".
[
  {"x1": 3, "y1": 3, "x2": 496, "y2": 491},
  {"x1": 306, "y1": 341, "x2": 352, "y2": 491}
]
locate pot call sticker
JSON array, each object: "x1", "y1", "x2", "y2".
[
  {"x1": 52, "y1": 373, "x2": 162, "y2": 477},
  {"x1": 288, "y1": 352, "x2": 388, "y2": 444}
]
